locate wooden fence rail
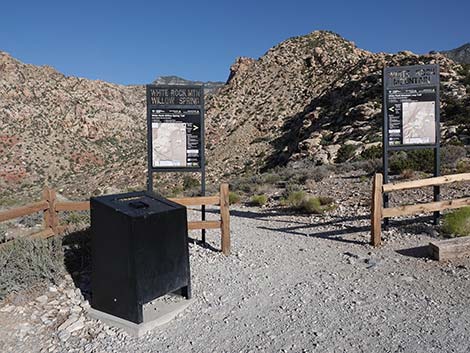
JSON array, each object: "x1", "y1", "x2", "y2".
[
  {"x1": 371, "y1": 173, "x2": 470, "y2": 247},
  {"x1": 0, "y1": 184, "x2": 231, "y2": 255}
]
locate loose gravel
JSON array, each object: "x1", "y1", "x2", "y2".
[{"x1": 1, "y1": 173, "x2": 470, "y2": 352}]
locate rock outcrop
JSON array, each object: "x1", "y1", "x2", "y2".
[
  {"x1": 205, "y1": 31, "x2": 469, "y2": 178},
  {"x1": 440, "y1": 43, "x2": 470, "y2": 64}
]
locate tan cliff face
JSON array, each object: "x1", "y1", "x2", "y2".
[
  {"x1": 0, "y1": 31, "x2": 469, "y2": 198},
  {"x1": 204, "y1": 31, "x2": 469, "y2": 179}
]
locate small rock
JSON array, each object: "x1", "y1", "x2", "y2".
[
  {"x1": 66, "y1": 317, "x2": 85, "y2": 333},
  {"x1": 365, "y1": 258, "x2": 381, "y2": 269},
  {"x1": 58, "y1": 330, "x2": 71, "y2": 342},
  {"x1": 35, "y1": 295, "x2": 48, "y2": 305},
  {"x1": 0, "y1": 304, "x2": 15, "y2": 313},
  {"x1": 58, "y1": 315, "x2": 80, "y2": 331},
  {"x1": 105, "y1": 327, "x2": 116, "y2": 336},
  {"x1": 401, "y1": 276, "x2": 415, "y2": 283},
  {"x1": 71, "y1": 305, "x2": 82, "y2": 314}
]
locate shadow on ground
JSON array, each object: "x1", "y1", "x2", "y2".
[
  {"x1": 396, "y1": 246, "x2": 431, "y2": 259},
  {"x1": 61, "y1": 227, "x2": 219, "y2": 300},
  {"x1": 254, "y1": 213, "x2": 439, "y2": 246}
]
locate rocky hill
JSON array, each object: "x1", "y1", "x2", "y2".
[
  {"x1": 440, "y1": 43, "x2": 470, "y2": 64},
  {"x1": 205, "y1": 31, "x2": 469, "y2": 178},
  {"x1": 1, "y1": 31, "x2": 469, "y2": 200},
  {"x1": 0, "y1": 51, "x2": 147, "y2": 200}
]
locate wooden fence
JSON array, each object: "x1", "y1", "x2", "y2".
[
  {"x1": 371, "y1": 173, "x2": 470, "y2": 247},
  {"x1": 0, "y1": 184, "x2": 231, "y2": 255}
]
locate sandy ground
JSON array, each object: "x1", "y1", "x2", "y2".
[{"x1": 1, "y1": 173, "x2": 470, "y2": 352}]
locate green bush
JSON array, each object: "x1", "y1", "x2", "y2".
[
  {"x1": 228, "y1": 192, "x2": 241, "y2": 205},
  {"x1": 0, "y1": 237, "x2": 64, "y2": 300},
  {"x1": 389, "y1": 149, "x2": 434, "y2": 174},
  {"x1": 336, "y1": 144, "x2": 357, "y2": 163},
  {"x1": 457, "y1": 160, "x2": 470, "y2": 173},
  {"x1": 282, "y1": 191, "x2": 335, "y2": 214},
  {"x1": 262, "y1": 173, "x2": 281, "y2": 185},
  {"x1": 441, "y1": 145, "x2": 467, "y2": 170},
  {"x1": 443, "y1": 95, "x2": 470, "y2": 125},
  {"x1": 64, "y1": 211, "x2": 90, "y2": 225},
  {"x1": 360, "y1": 145, "x2": 382, "y2": 160},
  {"x1": 300, "y1": 197, "x2": 322, "y2": 214},
  {"x1": 250, "y1": 194, "x2": 268, "y2": 206},
  {"x1": 284, "y1": 191, "x2": 306, "y2": 209},
  {"x1": 183, "y1": 176, "x2": 200, "y2": 189},
  {"x1": 442, "y1": 207, "x2": 470, "y2": 237}
]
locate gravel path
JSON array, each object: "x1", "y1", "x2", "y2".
[{"x1": 2, "y1": 173, "x2": 470, "y2": 352}]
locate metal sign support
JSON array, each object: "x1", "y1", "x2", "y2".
[
  {"x1": 146, "y1": 85, "x2": 206, "y2": 244},
  {"x1": 382, "y1": 64, "x2": 441, "y2": 229}
]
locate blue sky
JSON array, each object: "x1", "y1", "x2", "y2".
[{"x1": 0, "y1": 0, "x2": 468, "y2": 85}]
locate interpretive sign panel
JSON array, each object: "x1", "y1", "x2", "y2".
[
  {"x1": 146, "y1": 85, "x2": 204, "y2": 171},
  {"x1": 382, "y1": 64, "x2": 441, "y2": 225},
  {"x1": 383, "y1": 65, "x2": 439, "y2": 148}
]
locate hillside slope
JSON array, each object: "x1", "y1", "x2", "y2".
[
  {"x1": 205, "y1": 31, "x2": 469, "y2": 178},
  {"x1": 1, "y1": 31, "x2": 469, "y2": 199},
  {"x1": 440, "y1": 43, "x2": 470, "y2": 64},
  {"x1": 0, "y1": 51, "x2": 146, "y2": 200}
]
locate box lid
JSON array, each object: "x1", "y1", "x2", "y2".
[{"x1": 91, "y1": 191, "x2": 184, "y2": 218}]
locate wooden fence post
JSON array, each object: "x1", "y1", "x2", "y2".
[
  {"x1": 220, "y1": 183, "x2": 230, "y2": 255},
  {"x1": 371, "y1": 173, "x2": 383, "y2": 247},
  {"x1": 43, "y1": 187, "x2": 59, "y2": 234}
]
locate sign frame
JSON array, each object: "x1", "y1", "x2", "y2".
[
  {"x1": 146, "y1": 84, "x2": 205, "y2": 173},
  {"x1": 382, "y1": 64, "x2": 441, "y2": 226},
  {"x1": 146, "y1": 84, "x2": 207, "y2": 242}
]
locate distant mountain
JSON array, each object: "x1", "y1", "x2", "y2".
[
  {"x1": 439, "y1": 43, "x2": 470, "y2": 64},
  {"x1": 152, "y1": 75, "x2": 225, "y2": 94}
]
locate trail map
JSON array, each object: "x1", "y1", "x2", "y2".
[
  {"x1": 402, "y1": 101, "x2": 436, "y2": 144},
  {"x1": 152, "y1": 122, "x2": 187, "y2": 167}
]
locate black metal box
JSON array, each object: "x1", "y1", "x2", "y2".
[{"x1": 90, "y1": 191, "x2": 191, "y2": 324}]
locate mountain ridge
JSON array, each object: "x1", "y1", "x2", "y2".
[
  {"x1": 440, "y1": 43, "x2": 470, "y2": 64},
  {"x1": 0, "y1": 31, "x2": 469, "y2": 199}
]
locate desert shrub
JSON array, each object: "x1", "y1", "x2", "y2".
[
  {"x1": 360, "y1": 145, "x2": 382, "y2": 160},
  {"x1": 350, "y1": 159, "x2": 382, "y2": 175},
  {"x1": 0, "y1": 237, "x2": 64, "y2": 300},
  {"x1": 231, "y1": 175, "x2": 260, "y2": 194},
  {"x1": 441, "y1": 145, "x2": 467, "y2": 170},
  {"x1": 443, "y1": 96, "x2": 470, "y2": 125},
  {"x1": 183, "y1": 176, "x2": 200, "y2": 189},
  {"x1": 441, "y1": 207, "x2": 470, "y2": 237},
  {"x1": 283, "y1": 191, "x2": 306, "y2": 209},
  {"x1": 389, "y1": 149, "x2": 434, "y2": 174},
  {"x1": 63, "y1": 211, "x2": 90, "y2": 225},
  {"x1": 303, "y1": 196, "x2": 335, "y2": 214},
  {"x1": 250, "y1": 194, "x2": 267, "y2": 206},
  {"x1": 282, "y1": 191, "x2": 335, "y2": 214},
  {"x1": 318, "y1": 196, "x2": 334, "y2": 205},
  {"x1": 400, "y1": 169, "x2": 415, "y2": 179},
  {"x1": 457, "y1": 160, "x2": 470, "y2": 173},
  {"x1": 335, "y1": 144, "x2": 357, "y2": 163},
  {"x1": 262, "y1": 173, "x2": 281, "y2": 185},
  {"x1": 169, "y1": 185, "x2": 184, "y2": 197},
  {"x1": 300, "y1": 197, "x2": 322, "y2": 213},
  {"x1": 228, "y1": 192, "x2": 241, "y2": 205},
  {"x1": 310, "y1": 165, "x2": 332, "y2": 182},
  {"x1": 320, "y1": 134, "x2": 334, "y2": 146}
]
